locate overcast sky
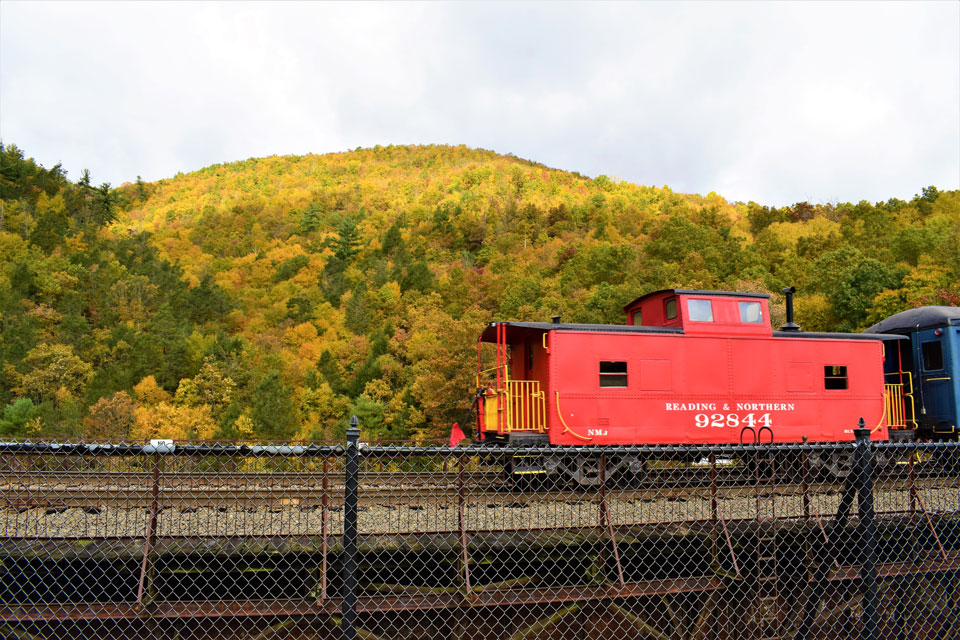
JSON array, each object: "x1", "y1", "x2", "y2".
[{"x1": 1, "y1": 1, "x2": 958, "y2": 206}]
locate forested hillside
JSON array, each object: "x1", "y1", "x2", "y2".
[{"x1": 1, "y1": 143, "x2": 958, "y2": 442}]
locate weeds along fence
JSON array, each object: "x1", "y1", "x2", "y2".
[{"x1": 0, "y1": 424, "x2": 959, "y2": 640}]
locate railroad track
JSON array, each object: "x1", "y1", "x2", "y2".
[
  {"x1": 0, "y1": 456, "x2": 946, "y2": 487},
  {"x1": 0, "y1": 470, "x2": 496, "y2": 509},
  {"x1": 1, "y1": 472, "x2": 954, "y2": 510},
  {"x1": 0, "y1": 470, "x2": 497, "y2": 489},
  {"x1": 0, "y1": 455, "x2": 954, "y2": 511}
]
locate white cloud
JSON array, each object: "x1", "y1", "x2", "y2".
[{"x1": 1, "y1": 1, "x2": 956, "y2": 205}]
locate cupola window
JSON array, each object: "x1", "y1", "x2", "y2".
[
  {"x1": 688, "y1": 299, "x2": 714, "y2": 322},
  {"x1": 739, "y1": 301, "x2": 763, "y2": 323}
]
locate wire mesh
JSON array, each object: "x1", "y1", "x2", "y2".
[{"x1": 0, "y1": 434, "x2": 958, "y2": 639}]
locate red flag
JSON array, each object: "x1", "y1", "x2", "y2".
[{"x1": 448, "y1": 422, "x2": 466, "y2": 448}]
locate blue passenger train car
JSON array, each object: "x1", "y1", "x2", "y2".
[{"x1": 867, "y1": 306, "x2": 960, "y2": 441}]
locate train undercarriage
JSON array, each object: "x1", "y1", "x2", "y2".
[
  {"x1": 485, "y1": 431, "x2": 951, "y2": 487},
  {"x1": 491, "y1": 442, "x2": 864, "y2": 487}
]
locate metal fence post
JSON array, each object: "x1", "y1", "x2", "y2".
[
  {"x1": 342, "y1": 416, "x2": 360, "y2": 640},
  {"x1": 137, "y1": 449, "x2": 162, "y2": 609},
  {"x1": 854, "y1": 420, "x2": 878, "y2": 640}
]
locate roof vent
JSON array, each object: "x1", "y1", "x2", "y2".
[
  {"x1": 552, "y1": 315, "x2": 561, "y2": 324},
  {"x1": 780, "y1": 286, "x2": 801, "y2": 331}
]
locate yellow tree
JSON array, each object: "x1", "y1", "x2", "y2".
[
  {"x1": 295, "y1": 383, "x2": 349, "y2": 442},
  {"x1": 14, "y1": 344, "x2": 93, "y2": 404},
  {"x1": 173, "y1": 358, "x2": 236, "y2": 421},
  {"x1": 133, "y1": 375, "x2": 172, "y2": 405},
  {"x1": 404, "y1": 298, "x2": 487, "y2": 436},
  {"x1": 132, "y1": 403, "x2": 218, "y2": 441}
]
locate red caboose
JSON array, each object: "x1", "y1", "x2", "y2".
[{"x1": 477, "y1": 290, "x2": 902, "y2": 455}]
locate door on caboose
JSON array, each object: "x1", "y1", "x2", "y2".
[{"x1": 915, "y1": 327, "x2": 958, "y2": 437}]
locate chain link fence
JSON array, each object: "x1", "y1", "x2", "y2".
[{"x1": 1, "y1": 426, "x2": 958, "y2": 639}]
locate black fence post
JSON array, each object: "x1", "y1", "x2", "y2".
[
  {"x1": 854, "y1": 420, "x2": 878, "y2": 640},
  {"x1": 795, "y1": 433, "x2": 861, "y2": 640},
  {"x1": 342, "y1": 416, "x2": 360, "y2": 640}
]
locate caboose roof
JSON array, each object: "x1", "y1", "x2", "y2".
[
  {"x1": 864, "y1": 306, "x2": 960, "y2": 334},
  {"x1": 621, "y1": 289, "x2": 769, "y2": 312},
  {"x1": 480, "y1": 321, "x2": 901, "y2": 343},
  {"x1": 775, "y1": 330, "x2": 906, "y2": 342},
  {"x1": 480, "y1": 321, "x2": 682, "y2": 342}
]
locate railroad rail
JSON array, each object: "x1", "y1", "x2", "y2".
[
  {"x1": 0, "y1": 451, "x2": 948, "y2": 487},
  {"x1": 1, "y1": 473, "x2": 954, "y2": 512},
  {"x1": 0, "y1": 452, "x2": 952, "y2": 516}
]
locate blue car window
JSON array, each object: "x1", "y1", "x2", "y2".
[{"x1": 921, "y1": 340, "x2": 943, "y2": 371}]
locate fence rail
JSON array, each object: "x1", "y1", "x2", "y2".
[{"x1": 0, "y1": 425, "x2": 958, "y2": 639}]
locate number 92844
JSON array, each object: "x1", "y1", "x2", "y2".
[{"x1": 694, "y1": 413, "x2": 772, "y2": 428}]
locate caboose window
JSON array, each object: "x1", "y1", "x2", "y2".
[
  {"x1": 921, "y1": 340, "x2": 943, "y2": 370},
  {"x1": 739, "y1": 301, "x2": 762, "y2": 323},
  {"x1": 824, "y1": 365, "x2": 848, "y2": 390},
  {"x1": 631, "y1": 310, "x2": 642, "y2": 326},
  {"x1": 599, "y1": 361, "x2": 628, "y2": 387},
  {"x1": 688, "y1": 299, "x2": 714, "y2": 322},
  {"x1": 665, "y1": 298, "x2": 677, "y2": 320}
]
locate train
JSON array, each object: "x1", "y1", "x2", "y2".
[
  {"x1": 866, "y1": 306, "x2": 960, "y2": 440},
  {"x1": 471, "y1": 287, "x2": 960, "y2": 484}
]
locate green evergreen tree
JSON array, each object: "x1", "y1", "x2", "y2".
[
  {"x1": 320, "y1": 256, "x2": 350, "y2": 306},
  {"x1": 316, "y1": 350, "x2": 344, "y2": 394},
  {"x1": 136, "y1": 303, "x2": 194, "y2": 390},
  {"x1": 182, "y1": 274, "x2": 235, "y2": 324},
  {"x1": 251, "y1": 371, "x2": 297, "y2": 439},
  {"x1": 29, "y1": 207, "x2": 70, "y2": 250},
  {"x1": 381, "y1": 222, "x2": 403, "y2": 255},
  {"x1": 274, "y1": 255, "x2": 310, "y2": 282},
  {"x1": 344, "y1": 282, "x2": 372, "y2": 334},
  {"x1": 91, "y1": 183, "x2": 118, "y2": 228},
  {"x1": 331, "y1": 216, "x2": 361, "y2": 261},
  {"x1": 285, "y1": 294, "x2": 315, "y2": 323},
  {"x1": 346, "y1": 331, "x2": 389, "y2": 397},
  {"x1": 298, "y1": 203, "x2": 323, "y2": 235}
]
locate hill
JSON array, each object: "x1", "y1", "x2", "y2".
[{"x1": 2, "y1": 143, "x2": 958, "y2": 441}]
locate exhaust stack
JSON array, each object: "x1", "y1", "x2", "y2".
[{"x1": 780, "y1": 286, "x2": 801, "y2": 332}]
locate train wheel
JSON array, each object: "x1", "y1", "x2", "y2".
[
  {"x1": 806, "y1": 450, "x2": 853, "y2": 480},
  {"x1": 559, "y1": 455, "x2": 623, "y2": 486},
  {"x1": 565, "y1": 456, "x2": 602, "y2": 486}
]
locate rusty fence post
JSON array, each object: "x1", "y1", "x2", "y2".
[
  {"x1": 318, "y1": 455, "x2": 329, "y2": 604},
  {"x1": 342, "y1": 416, "x2": 361, "y2": 640},
  {"x1": 137, "y1": 445, "x2": 164, "y2": 609},
  {"x1": 598, "y1": 454, "x2": 625, "y2": 588},
  {"x1": 457, "y1": 453, "x2": 472, "y2": 598}
]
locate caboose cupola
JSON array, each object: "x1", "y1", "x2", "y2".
[{"x1": 622, "y1": 289, "x2": 772, "y2": 336}]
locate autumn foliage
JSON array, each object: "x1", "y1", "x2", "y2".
[{"x1": 1, "y1": 142, "x2": 957, "y2": 442}]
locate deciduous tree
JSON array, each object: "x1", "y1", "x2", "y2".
[
  {"x1": 14, "y1": 343, "x2": 93, "y2": 404},
  {"x1": 84, "y1": 391, "x2": 136, "y2": 440}
]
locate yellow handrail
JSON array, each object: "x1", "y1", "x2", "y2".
[
  {"x1": 883, "y1": 371, "x2": 918, "y2": 431},
  {"x1": 505, "y1": 380, "x2": 546, "y2": 432},
  {"x1": 476, "y1": 364, "x2": 509, "y2": 388},
  {"x1": 478, "y1": 370, "x2": 546, "y2": 433},
  {"x1": 884, "y1": 384, "x2": 906, "y2": 429}
]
